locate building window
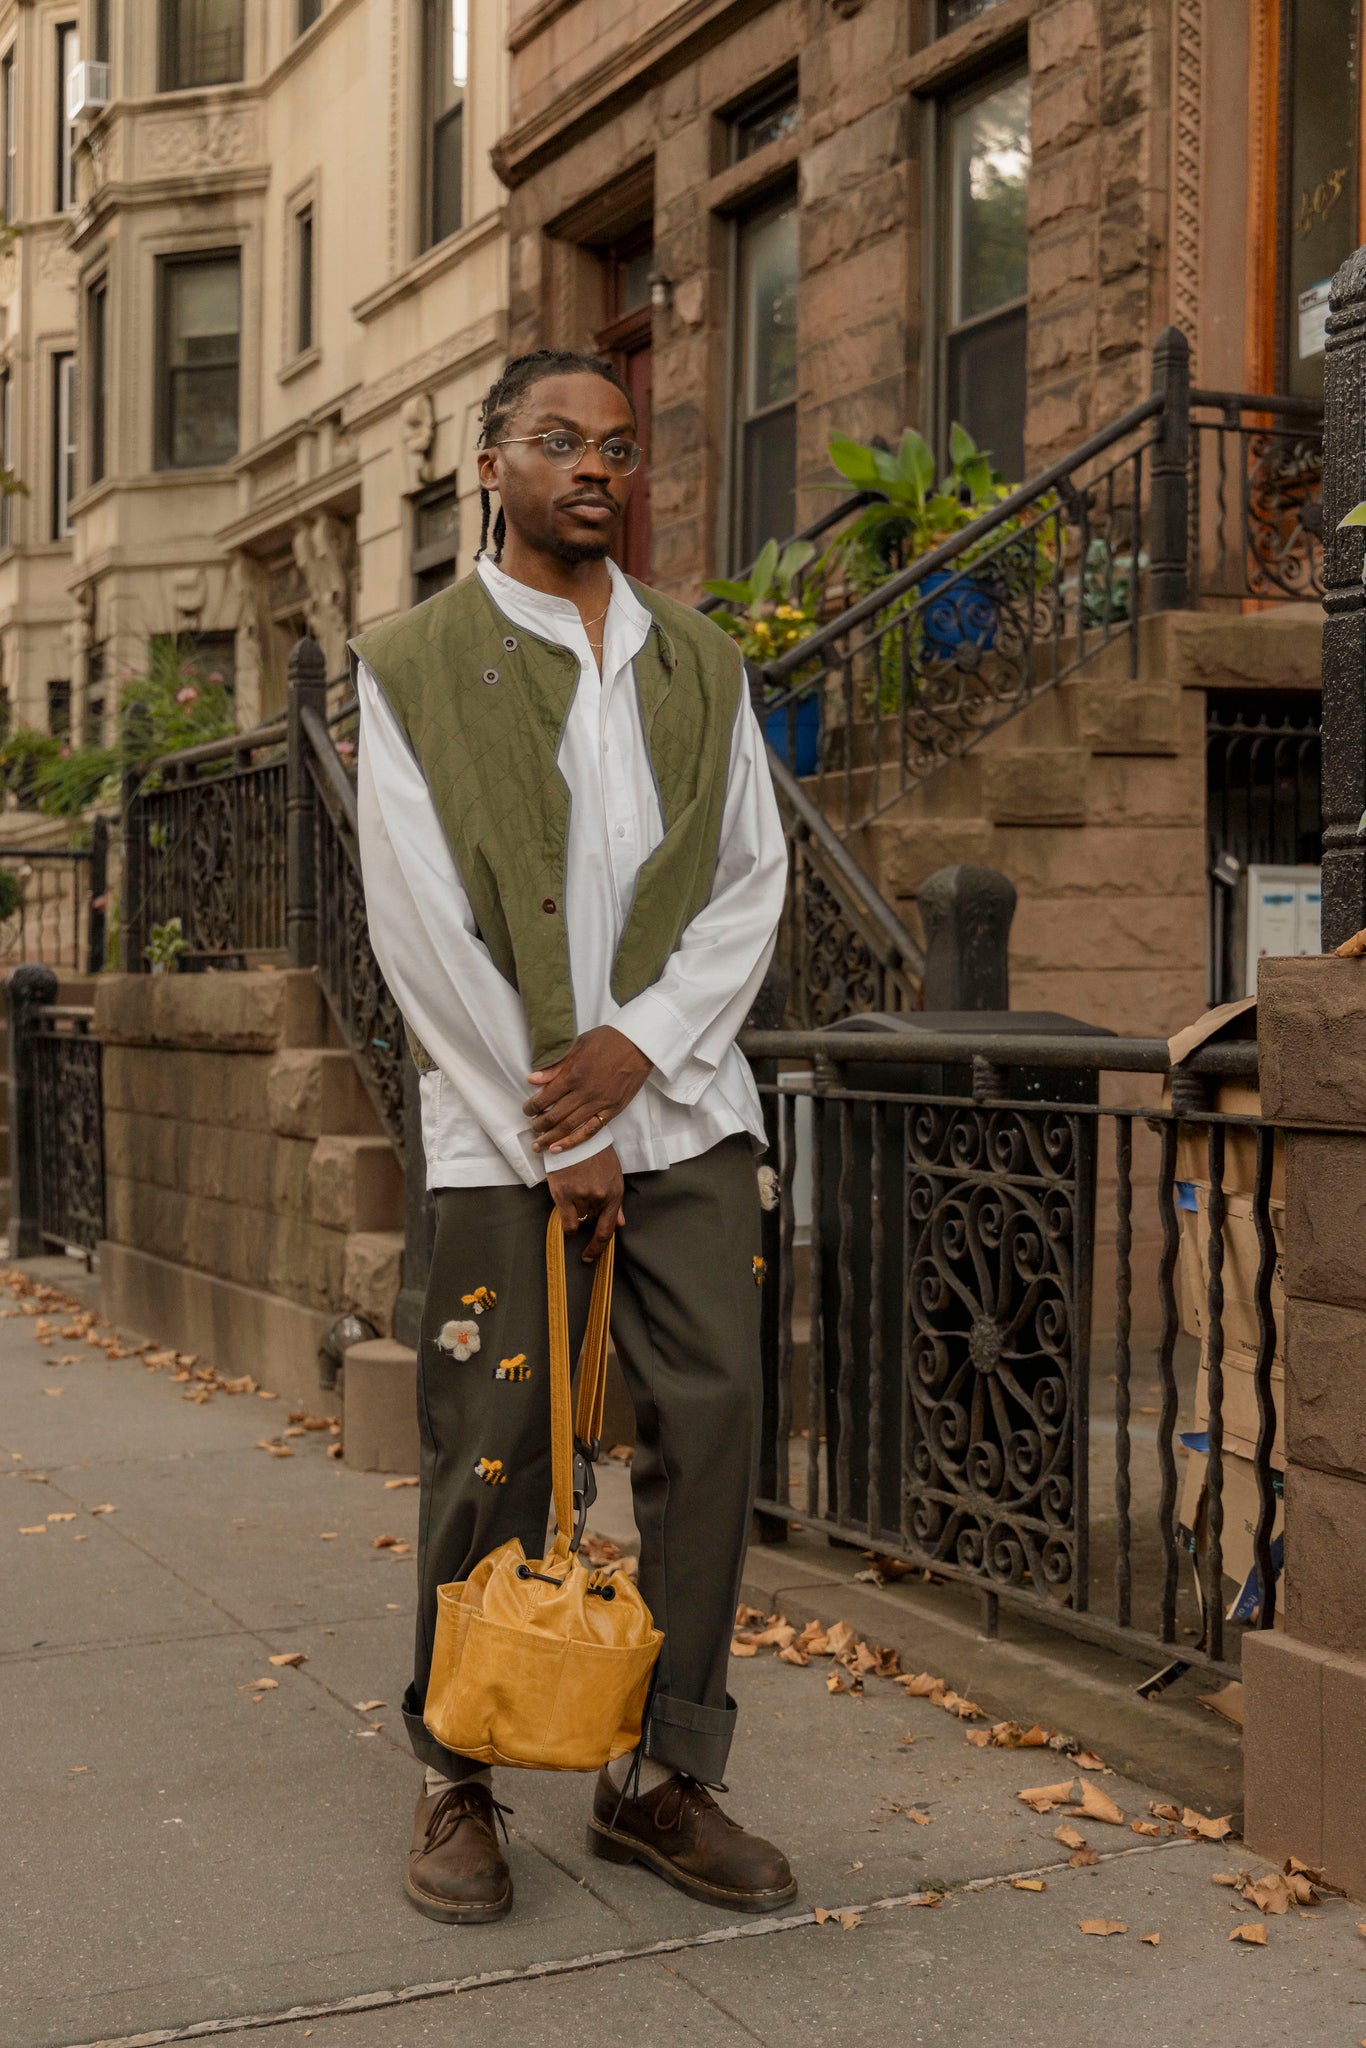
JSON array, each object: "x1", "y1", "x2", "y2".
[
  {"x1": 160, "y1": 0, "x2": 245, "y2": 92},
  {"x1": 47, "y1": 678, "x2": 72, "y2": 739},
  {"x1": 2, "y1": 49, "x2": 16, "y2": 223},
  {"x1": 56, "y1": 22, "x2": 80, "y2": 212},
  {"x1": 85, "y1": 640, "x2": 105, "y2": 744},
  {"x1": 295, "y1": 203, "x2": 314, "y2": 355},
  {"x1": 941, "y1": 68, "x2": 1030, "y2": 482},
  {"x1": 733, "y1": 189, "x2": 798, "y2": 566},
  {"x1": 941, "y1": 0, "x2": 1009, "y2": 28},
  {"x1": 730, "y1": 74, "x2": 799, "y2": 164},
  {"x1": 88, "y1": 276, "x2": 108, "y2": 484},
  {"x1": 422, "y1": 0, "x2": 466, "y2": 250},
  {"x1": 157, "y1": 251, "x2": 240, "y2": 470},
  {"x1": 411, "y1": 478, "x2": 459, "y2": 602},
  {"x1": 0, "y1": 369, "x2": 13, "y2": 548},
  {"x1": 93, "y1": 1, "x2": 111, "y2": 65},
  {"x1": 52, "y1": 352, "x2": 76, "y2": 538},
  {"x1": 298, "y1": 0, "x2": 324, "y2": 32},
  {"x1": 154, "y1": 628, "x2": 236, "y2": 699}
]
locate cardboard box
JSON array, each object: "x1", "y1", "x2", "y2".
[
  {"x1": 1176, "y1": 1189, "x2": 1285, "y2": 1357},
  {"x1": 1163, "y1": 997, "x2": 1284, "y2": 1202},
  {"x1": 1192, "y1": 1341, "x2": 1285, "y2": 1465},
  {"x1": 1179, "y1": 1442, "x2": 1284, "y2": 1620}
]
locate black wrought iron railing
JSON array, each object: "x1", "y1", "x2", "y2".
[
  {"x1": 6, "y1": 965, "x2": 105, "y2": 1259},
  {"x1": 0, "y1": 831, "x2": 109, "y2": 975},
  {"x1": 740, "y1": 1021, "x2": 1284, "y2": 1682},
  {"x1": 755, "y1": 329, "x2": 1323, "y2": 840}
]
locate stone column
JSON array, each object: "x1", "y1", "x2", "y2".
[{"x1": 1243, "y1": 954, "x2": 1366, "y2": 1892}]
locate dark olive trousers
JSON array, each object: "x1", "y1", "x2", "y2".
[{"x1": 401, "y1": 1133, "x2": 763, "y2": 1787}]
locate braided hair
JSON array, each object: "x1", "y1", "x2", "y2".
[{"x1": 475, "y1": 347, "x2": 635, "y2": 563}]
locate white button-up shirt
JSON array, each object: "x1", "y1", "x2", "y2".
[{"x1": 355, "y1": 555, "x2": 787, "y2": 1189}]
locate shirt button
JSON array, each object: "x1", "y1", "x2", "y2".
[
  {"x1": 540, "y1": 897, "x2": 557, "y2": 915},
  {"x1": 616, "y1": 825, "x2": 627, "y2": 839}
]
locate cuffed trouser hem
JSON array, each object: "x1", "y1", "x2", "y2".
[
  {"x1": 645, "y1": 1690, "x2": 737, "y2": 1787},
  {"x1": 402, "y1": 1685, "x2": 488, "y2": 1784}
]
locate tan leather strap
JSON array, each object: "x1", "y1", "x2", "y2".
[{"x1": 545, "y1": 1214, "x2": 614, "y2": 1558}]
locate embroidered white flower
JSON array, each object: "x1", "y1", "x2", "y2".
[
  {"x1": 757, "y1": 1165, "x2": 780, "y2": 1212},
  {"x1": 437, "y1": 1319, "x2": 480, "y2": 1360}
]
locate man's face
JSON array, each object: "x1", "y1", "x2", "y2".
[{"x1": 477, "y1": 371, "x2": 637, "y2": 564}]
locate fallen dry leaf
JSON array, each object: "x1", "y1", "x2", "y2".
[
  {"x1": 1017, "y1": 1779, "x2": 1077, "y2": 1814},
  {"x1": 1183, "y1": 1808, "x2": 1233, "y2": 1841},
  {"x1": 730, "y1": 1638, "x2": 758, "y2": 1658},
  {"x1": 354, "y1": 1699, "x2": 386, "y2": 1713},
  {"x1": 1078, "y1": 1780, "x2": 1125, "y2": 1826},
  {"x1": 965, "y1": 1729, "x2": 991, "y2": 1748},
  {"x1": 319, "y1": 1532, "x2": 337, "y2": 1540},
  {"x1": 1140, "y1": 1932, "x2": 1160, "y2": 1947},
  {"x1": 268, "y1": 1651, "x2": 306, "y2": 1668},
  {"x1": 837, "y1": 1911, "x2": 862, "y2": 1931},
  {"x1": 91, "y1": 1504, "x2": 116, "y2": 1514},
  {"x1": 372, "y1": 1535, "x2": 401, "y2": 1550},
  {"x1": 18, "y1": 1525, "x2": 45, "y2": 1535},
  {"x1": 1149, "y1": 1801, "x2": 1181, "y2": 1822},
  {"x1": 47, "y1": 1512, "x2": 76, "y2": 1523},
  {"x1": 327, "y1": 1442, "x2": 344, "y2": 1459},
  {"x1": 384, "y1": 1476, "x2": 419, "y2": 1490},
  {"x1": 1069, "y1": 1847, "x2": 1100, "y2": 1868},
  {"x1": 1211, "y1": 1873, "x2": 1241, "y2": 1888},
  {"x1": 748, "y1": 1622, "x2": 797, "y2": 1649},
  {"x1": 1243, "y1": 1875, "x2": 1291, "y2": 1916},
  {"x1": 777, "y1": 1646, "x2": 809, "y2": 1666},
  {"x1": 1229, "y1": 1923, "x2": 1267, "y2": 1946},
  {"x1": 1012, "y1": 1878, "x2": 1046, "y2": 1892},
  {"x1": 735, "y1": 1604, "x2": 767, "y2": 1628},
  {"x1": 905, "y1": 1808, "x2": 932, "y2": 1826},
  {"x1": 1053, "y1": 1825, "x2": 1086, "y2": 1851},
  {"x1": 42, "y1": 1388, "x2": 64, "y2": 1397},
  {"x1": 1130, "y1": 1820, "x2": 1161, "y2": 1838},
  {"x1": 243, "y1": 1678, "x2": 279, "y2": 1693},
  {"x1": 256, "y1": 1440, "x2": 294, "y2": 1458},
  {"x1": 898, "y1": 1671, "x2": 946, "y2": 1698},
  {"x1": 1079, "y1": 1920, "x2": 1127, "y2": 1937},
  {"x1": 1072, "y1": 1751, "x2": 1107, "y2": 1772},
  {"x1": 1357, "y1": 1923, "x2": 1366, "y2": 1939},
  {"x1": 827, "y1": 1672, "x2": 846, "y2": 1695}
]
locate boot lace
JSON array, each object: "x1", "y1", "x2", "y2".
[{"x1": 426, "y1": 1781, "x2": 513, "y2": 1852}]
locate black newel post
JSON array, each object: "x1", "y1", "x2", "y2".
[
  {"x1": 1148, "y1": 325, "x2": 1191, "y2": 613},
  {"x1": 918, "y1": 864, "x2": 1017, "y2": 1012},
  {"x1": 393, "y1": 1055, "x2": 434, "y2": 1353},
  {"x1": 86, "y1": 814, "x2": 109, "y2": 975},
  {"x1": 120, "y1": 700, "x2": 152, "y2": 975},
  {"x1": 1318, "y1": 245, "x2": 1366, "y2": 949},
  {"x1": 8, "y1": 963, "x2": 57, "y2": 1256},
  {"x1": 286, "y1": 635, "x2": 328, "y2": 970}
]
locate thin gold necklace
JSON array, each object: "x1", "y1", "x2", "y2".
[{"x1": 580, "y1": 594, "x2": 610, "y2": 630}]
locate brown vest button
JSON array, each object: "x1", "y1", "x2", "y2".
[{"x1": 540, "y1": 897, "x2": 557, "y2": 915}]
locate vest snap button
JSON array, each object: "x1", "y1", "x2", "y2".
[
  {"x1": 482, "y1": 667, "x2": 500, "y2": 686},
  {"x1": 502, "y1": 635, "x2": 518, "y2": 652},
  {"x1": 540, "y1": 897, "x2": 557, "y2": 915}
]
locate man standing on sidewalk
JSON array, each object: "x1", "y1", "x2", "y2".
[{"x1": 352, "y1": 348, "x2": 794, "y2": 1925}]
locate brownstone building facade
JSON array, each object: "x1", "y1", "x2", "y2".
[{"x1": 491, "y1": 0, "x2": 1337, "y2": 1042}]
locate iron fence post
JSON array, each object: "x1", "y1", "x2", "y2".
[
  {"x1": 7, "y1": 963, "x2": 57, "y2": 1256},
  {"x1": 1319, "y1": 244, "x2": 1366, "y2": 948},
  {"x1": 393, "y1": 1054, "x2": 434, "y2": 1353},
  {"x1": 918, "y1": 864, "x2": 1016, "y2": 1011},
  {"x1": 286, "y1": 635, "x2": 327, "y2": 970},
  {"x1": 1149, "y1": 325, "x2": 1191, "y2": 612},
  {"x1": 120, "y1": 701, "x2": 152, "y2": 974},
  {"x1": 86, "y1": 815, "x2": 109, "y2": 974}
]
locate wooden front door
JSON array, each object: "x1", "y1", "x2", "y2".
[{"x1": 598, "y1": 231, "x2": 654, "y2": 580}]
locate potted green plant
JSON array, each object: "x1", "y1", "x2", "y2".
[{"x1": 702, "y1": 538, "x2": 824, "y2": 772}]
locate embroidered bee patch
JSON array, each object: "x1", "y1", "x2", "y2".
[
  {"x1": 752, "y1": 1255, "x2": 766, "y2": 1287},
  {"x1": 437, "y1": 1319, "x2": 480, "y2": 1359},
  {"x1": 495, "y1": 1354, "x2": 530, "y2": 1382},
  {"x1": 462, "y1": 1286, "x2": 497, "y2": 1315},
  {"x1": 474, "y1": 1457, "x2": 508, "y2": 1486}
]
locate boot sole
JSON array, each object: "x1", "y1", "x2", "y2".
[
  {"x1": 404, "y1": 1871, "x2": 513, "y2": 1924},
  {"x1": 586, "y1": 1818, "x2": 798, "y2": 1914}
]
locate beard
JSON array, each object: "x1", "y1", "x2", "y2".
[{"x1": 545, "y1": 529, "x2": 615, "y2": 564}]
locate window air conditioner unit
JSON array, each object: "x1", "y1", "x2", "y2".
[{"x1": 66, "y1": 61, "x2": 110, "y2": 122}]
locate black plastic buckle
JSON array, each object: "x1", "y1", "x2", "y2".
[{"x1": 571, "y1": 1437, "x2": 598, "y2": 1552}]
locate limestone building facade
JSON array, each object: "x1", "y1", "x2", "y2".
[{"x1": 0, "y1": 0, "x2": 509, "y2": 737}]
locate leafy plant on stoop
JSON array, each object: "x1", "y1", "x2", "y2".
[{"x1": 703, "y1": 539, "x2": 824, "y2": 772}]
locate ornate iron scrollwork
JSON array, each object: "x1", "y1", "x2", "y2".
[
  {"x1": 901, "y1": 1104, "x2": 1090, "y2": 1605},
  {"x1": 1244, "y1": 427, "x2": 1324, "y2": 600}
]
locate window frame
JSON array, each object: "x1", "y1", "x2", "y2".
[
  {"x1": 159, "y1": 0, "x2": 245, "y2": 94},
  {"x1": 56, "y1": 20, "x2": 81, "y2": 214},
  {"x1": 0, "y1": 368, "x2": 13, "y2": 550},
  {"x1": 727, "y1": 180, "x2": 800, "y2": 571},
  {"x1": 155, "y1": 246, "x2": 242, "y2": 473},
  {"x1": 410, "y1": 475, "x2": 460, "y2": 604},
  {"x1": 52, "y1": 350, "x2": 76, "y2": 539},
  {"x1": 93, "y1": 0, "x2": 112, "y2": 66},
  {"x1": 87, "y1": 272, "x2": 108, "y2": 486},
  {"x1": 420, "y1": 0, "x2": 467, "y2": 252},
  {"x1": 295, "y1": 201, "x2": 314, "y2": 357},
  {"x1": 727, "y1": 70, "x2": 800, "y2": 167},
  {"x1": 934, "y1": 59, "x2": 1030, "y2": 478},
  {"x1": 297, "y1": 0, "x2": 324, "y2": 34},
  {"x1": 2, "y1": 47, "x2": 15, "y2": 223}
]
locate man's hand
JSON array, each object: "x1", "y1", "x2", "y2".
[
  {"x1": 547, "y1": 1146, "x2": 624, "y2": 1264},
  {"x1": 524, "y1": 1025, "x2": 652, "y2": 1156}
]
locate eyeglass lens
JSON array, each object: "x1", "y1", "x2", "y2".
[{"x1": 542, "y1": 431, "x2": 641, "y2": 474}]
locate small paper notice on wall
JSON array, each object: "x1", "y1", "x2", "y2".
[{"x1": 1299, "y1": 279, "x2": 1332, "y2": 359}]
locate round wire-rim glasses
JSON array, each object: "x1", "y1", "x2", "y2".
[{"x1": 493, "y1": 429, "x2": 643, "y2": 476}]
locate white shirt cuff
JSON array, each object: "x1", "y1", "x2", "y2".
[
  {"x1": 614, "y1": 989, "x2": 715, "y2": 1104},
  {"x1": 525, "y1": 1121, "x2": 618, "y2": 1176}
]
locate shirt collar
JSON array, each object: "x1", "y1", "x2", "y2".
[{"x1": 475, "y1": 553, "x2": 653, "y2": 660}]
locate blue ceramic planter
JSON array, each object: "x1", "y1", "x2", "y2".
[
  {"x1": 918, "y1": 569, "x2": 998, "y2": 661},
  {"x1": 763, "y1": 693, "x2": 821, "y2": 775}
]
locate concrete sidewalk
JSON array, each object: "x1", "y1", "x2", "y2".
[{"x1": 3, "y1": 1260, "x2": 1363, "y2": 2048}]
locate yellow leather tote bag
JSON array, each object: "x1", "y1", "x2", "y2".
[{"x1": 423, "y1": 1215, "x2": 663, "y2": 1771}]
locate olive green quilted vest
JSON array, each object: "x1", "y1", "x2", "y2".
[{"x1": 349, "y1": 570, "x2": 743, "y2": 1068}]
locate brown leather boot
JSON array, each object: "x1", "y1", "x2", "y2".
[
  {"x1": 406, "y1": 1780, "x2": 513, "y2": 1923},
  {"x1": 588, "y1": 1768, "x2": 797, "y2": 1913}
]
